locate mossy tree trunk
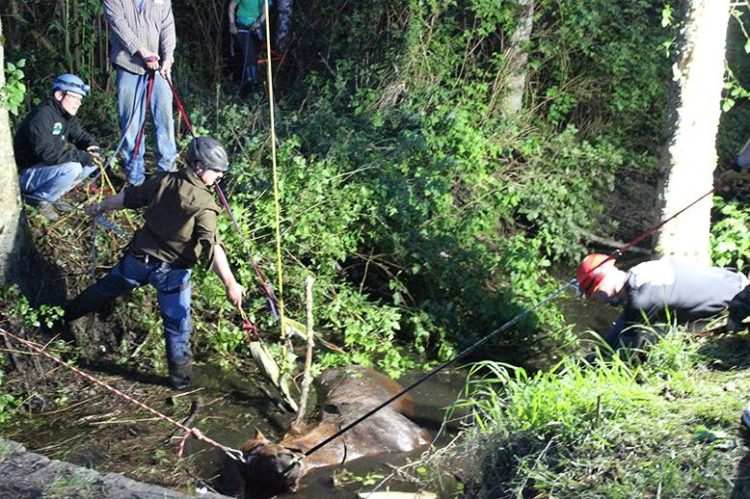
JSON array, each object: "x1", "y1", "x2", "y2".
[
  {"x1": 655, "y1": 0, "x2": 730, "y2": 264},
  {"x1": 0, "y1": 16, "x2": 27, "y2": 286}
]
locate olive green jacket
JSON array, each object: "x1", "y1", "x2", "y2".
[{"x1": 124, "y1": 169, "x2": 222, "y2": 268}]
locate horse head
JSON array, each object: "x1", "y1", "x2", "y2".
[{"x1": 240, "y1": 428, "x2": 306, "y2": 496}]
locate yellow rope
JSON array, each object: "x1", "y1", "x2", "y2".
[{"x1": 263, "y1": 0, "x2": 287, "y2": 344}]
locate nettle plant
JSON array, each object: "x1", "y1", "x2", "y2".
[{"x1": 711, "y1": 196, "x2": 750, "y2": 272}]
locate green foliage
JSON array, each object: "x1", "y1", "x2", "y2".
[
  {"x1": 440, "y1": 330, "x2": 721, "y2": 497},
  {"x1": 0, "y1": 59, "x2": 27, "y2": 115},
  {"x1": 532, "y1": 0, "x2": 676, "y2": 145},
  {"x1": 3, "y1": 0, "x2": 676, "y2": 373},
  {"x1": 0, "y1": 285, "x2": 63, "y2": 329},
  {"x1": 710, "y1": 196, "x2": 750, "y2": 271}
]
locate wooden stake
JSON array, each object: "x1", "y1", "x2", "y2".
[{"x1": 294, "y1": 276, "x2": 315, "y2": 426}]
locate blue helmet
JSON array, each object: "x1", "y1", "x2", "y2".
[{"x1": 51, "y1": 73, "x2": 90, "y2": 97}]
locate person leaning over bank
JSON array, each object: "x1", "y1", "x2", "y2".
[
  {"x1": 577, "y1": 254, "x2": 749, "y2": 350},
  {"x1": 13, "y1": 73, "x2": 104, "y2": 221},
  {"x1": 63, "y1": 137, "x2": 244, "y2": 390}
]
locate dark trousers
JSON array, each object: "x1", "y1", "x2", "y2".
[
  {"x1": 234, "y1": 28, "x2": 260, "y2": 86},
  {"x1": 65, "y1": 252, "x2": 192, "y2": 365}
]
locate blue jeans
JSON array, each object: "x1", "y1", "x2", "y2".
[
  {"x1": 116, "y1": 68, "x2": 177, "y2": 186},
  {"x1": 82, "y1": 252, "x2": 192, "y2": 364},
  {"x1": 19, "y1": 161, "x2": 98, "y2": 202}
]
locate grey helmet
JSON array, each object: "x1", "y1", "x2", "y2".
[{"x1": 186, "y1": 136, "x2": 229, "y2": 172}]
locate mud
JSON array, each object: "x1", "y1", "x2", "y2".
[{"x1": 2, "y1": 357, "x2": 466, "y2": 498}]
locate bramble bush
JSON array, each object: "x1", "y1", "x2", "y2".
[{"x1": 5, "y1": 0, "x2": 677, "y2": 374}]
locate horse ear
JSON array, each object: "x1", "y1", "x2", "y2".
[
  {"x1": 240, "y1": 427, "x2": 269, "y2": 453},
  {"x1": 288, "y1": 422, "x2": 304, "y2": 435},
  {"x1": 252, "y1": 427, "x2": 267, "y2": 441}
]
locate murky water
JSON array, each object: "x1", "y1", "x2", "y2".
[{"x1": 6, "y1": 363, "x2": 469, "y2": 498}]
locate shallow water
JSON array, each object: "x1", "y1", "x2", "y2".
[{"x1": 6, "y1": 363, "x2": 469, "y2": 498}]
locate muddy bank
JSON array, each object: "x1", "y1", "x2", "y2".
[{"x1": 0, "y1": 438, "x2": 231, "y2": 498}]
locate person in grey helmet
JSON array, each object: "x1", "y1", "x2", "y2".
[{"x1": 64, "y1": 136, "x2": 244, "y2": 390}]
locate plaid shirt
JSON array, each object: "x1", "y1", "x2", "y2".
[{"x1": 103, "y1": 0, "x2": 176, "y2": 75}]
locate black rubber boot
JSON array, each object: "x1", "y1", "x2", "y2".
[
  {"x1": 168, "y1": 358, "x2": 192, "y2": 390},
  {"x1": 64, "y1": 285, "x2": 112, "y2": 323}
]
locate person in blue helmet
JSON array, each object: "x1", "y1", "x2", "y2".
[{"x1": 13, "y1": 73, "x2": 103, "y2": 221}]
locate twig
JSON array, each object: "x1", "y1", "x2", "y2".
[
  {"x1": 37, "y1": 395, "x2": 103, "y2": 416},
  {"x1": 1, "y1": 334, "x2": 21, "y2": 371},
  {"x1": 166, "y1": 399, "x2": 200, "y2": 441},
  {"x1": 89, "y1": 417, "x2": 162, "y2": 425},
  {"x1": 294, "y1": 277, "x2": 316, "y2": 426}
]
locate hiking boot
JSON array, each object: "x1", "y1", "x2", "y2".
[
  {"x1": 742, "y1": 401, "x2": 750, "y2": 430},
  {"x1": 37, "y1": 201, "x2": 59, "y2": 221},
  {"x1": 53, "y1": 200, "x2": 75, "y2": 212},
  {"x1": 168, "y1": 359, "x2": 193, "y2": 390}
]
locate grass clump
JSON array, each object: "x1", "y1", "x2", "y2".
[{"x1": 431, "y1": 329, "x2": 750, "y2": 498}]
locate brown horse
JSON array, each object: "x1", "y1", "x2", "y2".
[{"x1": 238, "y1": 366, "x2": 432, "y2": 497}]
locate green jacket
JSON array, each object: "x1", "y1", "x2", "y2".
[{"x1": 124, "y1": 169, "x2": 222, "y2": 268}]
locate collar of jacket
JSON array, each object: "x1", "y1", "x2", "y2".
[
  {"x1": 48, "y1": 96, "x2": 73, "y2": 119},
  {"x1": 181, "y1": 167, "x2": 214, "y2": 194}
]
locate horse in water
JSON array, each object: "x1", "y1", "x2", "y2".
[{"x1": 238, "y1": 366, "x2": 432, "y2": 497}]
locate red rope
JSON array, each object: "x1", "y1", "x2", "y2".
[
  {"x1": 620, "y1": 183, "x2": 721, "y2": 254},
  {"x1": 165, "y1": 76, "x2": 280, "y2": 319},
  {"x1": 165, "y1": 77, "x2": 194, "y2": 137},
  {"x1": 578, "y1": 179, "x2": 727, "y2": 289},
  {"x1": 0, "y1": 327, "x2": 244, "y2": 462},
  {"x1": 128, "y1": 73, "x2": 155, "y2": 176},
  {"x1": 257, "y1": 47, "x2": 285, "y2": 65}
]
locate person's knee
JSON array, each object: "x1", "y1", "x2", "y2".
[{"x1": 59, "y1": 162, "x2": 83, "y2": 182}]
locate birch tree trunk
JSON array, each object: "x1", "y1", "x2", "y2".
[
  {"x1": 0, "y1": 16, "x2": 27, "y2": 286},
  {"x1": 502, "y1": 0, "x2": 535, "y2": 115},
  {"x1": 655, "y1": 0, "x2": 730, "y2": 264}
]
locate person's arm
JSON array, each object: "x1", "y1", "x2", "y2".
[
  {"x1": 212, "y1": 244, "x2": 244, "y2": 307},
  {"x1": 67, "y1": 118, "x2": 98, "y2": 151},
  {"x1": 28, "y1": 109, "x2": 91, "y2": 166},
  {"x1": 86, "y1": 190, "x2": 126, "y2": 216},
  {"x1": 602, "y1": 312, "x2": 627, "y2": 348},
  {"x1": 158, "y1": 1, "x2": 177, "y2": 79},
  {"x1": 103, "y1": 0, "x2": 160, "y2": 69},
  {"x1": 228, "y1": 1, "x2": 239, "y2": 34}
]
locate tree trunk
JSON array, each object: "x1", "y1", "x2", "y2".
[
  {"x1": 502, "y1": 0, "x2": 535, "y2": 115},
  {"x1": 655, "y1": 0, "x2": 730, "y2": 264},
  {"x1": 0, "y1": 16, "x2": 28, "y2": 286}
]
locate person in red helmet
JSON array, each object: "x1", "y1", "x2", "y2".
[{"x1": 576, "y1": 254, "x2": 749, "y2": 349}]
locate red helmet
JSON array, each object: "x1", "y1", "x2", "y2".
[{"x1": 576, "y1": 253, "x2": 616, "y2": 297}]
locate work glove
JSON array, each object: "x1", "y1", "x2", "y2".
[
  {"x1": 229, "y1": 22, "x2": 238, "y2": 35},
  {"x1": 87, "y1": 145, "x2": 104, "y2": 169}
]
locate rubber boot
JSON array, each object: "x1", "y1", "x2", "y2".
[
  {"x1": 168, "y1": 358, "x2": 192, "y2": 390},
  {"x1": 64, "y1": 285, "x2": 113, "y2": 323}
]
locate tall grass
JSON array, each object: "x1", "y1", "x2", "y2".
[{"x1": 437, "y1": 327, "x2": 719, "y2": 498}]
